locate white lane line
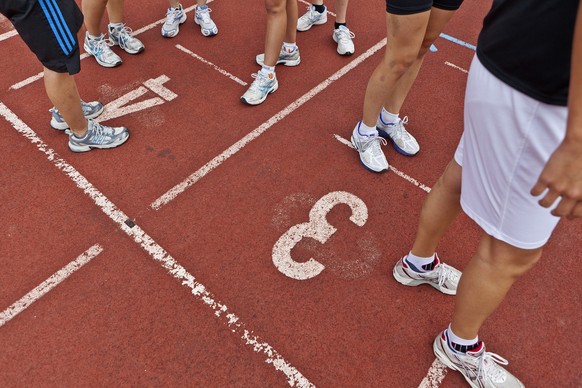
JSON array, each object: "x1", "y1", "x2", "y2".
[
  {"x1": 151, "y1": 38, "x2": 388, "y2": 210},
  {"x1": 0, "y1": 244, "x2": 103, "y2": 328},
  {"x1": 298, "y1": 0, "x2": 337, "y2": 18},
  {"x1": 175, "y1": 44, "x2": 248, "y2": 86},
  {"x1": 0, "y1": 29, "x2": 17, "y2": 42},
  {"x1": 418, "y1": 359, "x2": 448, "y2": 388},
  {"x1": 445, "y1": 61, "x2": 468, "y2": 74},
  {"x1": 0, "y1": 102, "x2": 313, "y2": 388},
  {"x1": 7, "y1": 3, "x2": 205, "y2": 91},
  {"x1": 334, "y1": 134, "x2": 431, "y2": 193}
]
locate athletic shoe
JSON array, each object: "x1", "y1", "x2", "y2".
[
  {"x1": 255, "y1": 46, "x2": 301, "y2": 67},
  {"x1": 194, "y1": 5, "x2": 218, "y2": 36},
  {"x1": 161, "y1": 4, "x2": 187, "y2": 38},
  {"x1": 350, "y1": 121, "x2": 389, "y2": 173},
  {"x1": 297, "y1": 5, "x2": 327, "y2": 31},
  {"x1": 109, "y1": 24, "x2": 145, "y2": 55},
  {"x1": 332, "y1": 25, "x2": 355, "y2": 55},
  {"x1": 84, "y1": 33, "x2": 122, "y2": 68},
  {"x1": 50, "y1": 101, "x2": 105, "y2": 130},
  {"x1": 67, "y1": 119, "x2": 129, "y2": 153},
  {"x1": 240, "y1": 71, "x2": 278, "y2": 106},
  {"x1": 392, "y1": 254, "x2": 461, "y2": 295},
  {"x1": 377, "y1": 115, "x2": 420, "y2": 156},
  {"x1": 434, "y1": 331, "x2": 525, "y2": 388}
]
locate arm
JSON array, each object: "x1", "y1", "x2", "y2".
[{"x1": 531, "y1": 2, "x2": 582, "y2": 219}]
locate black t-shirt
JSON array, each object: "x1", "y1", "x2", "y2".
[{"x1": 477, "y1": 0, "x2": 579, "y2": 106}]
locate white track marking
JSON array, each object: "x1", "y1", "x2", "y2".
[
  {"x1": 0, "y1": 102, "x2": 313, "y2": 388},
  {"x1": 298, "y1": 0, "x2": 337, "y2": 18},
  {"x1": 333, "y1": 134, "x2": 432, "y2": 193},
  {"x1": 6, "y1": 3, "x2": 205, "y2": 91},
  {"x1": 151, "y1": 38, "x2": 388, "y2": 210},
  {"x1": 444, "y1": 61, "x2": 468, "y2": 74},
  {"x1": 175, "y1": 44, "x2": 248, "y2": 86},
  {"x1": 0, "y1": 29, "x2": 17, "y2": 42},
  {"x1": 418, "y1": 359, "x2": 449, "y2": 388},
  {"x1": 0, "y1": 244, "x2": 103, "y2": 328}
]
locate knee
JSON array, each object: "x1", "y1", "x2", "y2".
[
  {"x1": 385, "y1": 53, "x2": 417, "y2": 78},
  {"x1": 417, "y1": 37, "x2": 435, "y2": 58},
  {"x1": 265, "y1": 0, "x2": 285, "y2": 14},
  {"x1": 434, "y1": 161, "x2": 462, "y2": 197},
  {"x1": 477, "y1": 244, "x2": 542, "y2": 279}
]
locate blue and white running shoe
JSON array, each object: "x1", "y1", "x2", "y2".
[
  {"x1": 376, "y1": 115, "x2": 420, "y2": 156},
  {"x1": 240, "y1": 71, "x2": 278, "y2": 106},
  {"x1": 161, "y1": 4, "x2": 187, "y2": 38},
  {"x1": 84, "y1": 33, "x2": 122, "y2": 68},
  {"x1": 194, "y1": 5, "x2": 218, "y2": 36}
]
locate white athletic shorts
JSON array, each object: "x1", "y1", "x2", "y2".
[{"x1": 454, "y1": 56, "x2": 568, "y2": 250}]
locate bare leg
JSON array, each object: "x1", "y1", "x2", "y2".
[
  {"x1": 362, "y1": 11, "x2": 430, "y2": 127},
  {"x1": 285, "y1": 0, "x2": 298, "y2": 43},
  {"x1": 168, "y1": 0, "x2": 180, "y2": 8},
  {"x1": 384, "y1": 7, "x2": 455, "y2": 114},
  {"x1": 264, "y1": 0, "x2": 288, "y2": 67},
  {"x1": 335, "y1": 0, "x2": 348, "y2": 23},
  {"x1": 451, "y1": 236, "x2": 542, "y2": 339},
  {"x1": 106, "y1": 0, "x2": 125, "y2": 24},
  {"x1": 43, "y1": 67, "x2": 87, "y2": 136},
  {"x1": 196, "y1": 0, "x2": 207, "y2": 5},
  {"x1": 82, "y1": 0, "x2": 108, "y2": 36},
  {"x1": 411, "y1": 159, "x2": 462, "y2": 257}
]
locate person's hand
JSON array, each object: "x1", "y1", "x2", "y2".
[{"x1": 531, "y1": 138, "x2": 582, "y2": 219}]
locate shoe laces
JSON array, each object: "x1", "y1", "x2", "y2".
[
  {"x1": 249, "y1": 72, "x2": 273, "y2": 92},
  {"x1": 91, "y1": 34, "x2": 115, "y2": 52},
  {"x1": 166, "y1": 7, "x2": 180, "y2": 24},
  {"x1": 476, "y1": 351, "x2": 510, "y2": 383},
  {"x1": 305, "y1": 5, "x2": 322, "y2": 22},
  {"x1": 89, "y1": 121, "x2": 114, "y2": 137},
  {"x1": 360, "y1": 134, "x2": 387, "y2": 156},
  {"x1": 335, "y1": 27, "x2": 355, "y2": 43},
  {"x1": 393, "y1": 116, "x2": 413, "y2": 139},
  {"x1": 197, "y1": 7, "x2": 212, "y2": 23},
  {"x1": 112, "y1": 24, "x2": 134, "y2": 41},
  {"x1": 434, "y1": 263, "x2": 460, "y2": 287}
]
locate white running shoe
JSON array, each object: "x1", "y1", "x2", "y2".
[
  {"x1": 350, "y1": 121, "x2": 389, "y2": 173},
  {"x1": 50, "y1": 100, "x2": 104, "y2": 130},
  {"x1": 376, "y1": 115, "x2": 420, "y2": 156},
  {"x1": 392, "y1": 254, "x2": 461, "y2": 295},
  {"x1": 84, "y1": 33, "x2": 122, "y2": 68},
  {"x1": 67, "y1": 119, "x2": 129, "y2": 153},
  {"x1": 332, "y1": 25, "x2": 355, "y2": 55},
  {"x1": 297, "y1": 5, "x2": 327, "y2": 31},
  {"x1": 109, "y1": 24, "x2": 145, "y2": 55},
  {"x1": 434, "y1": 331, "x2": 525, "y2": 388},
  {"x1": 194, "y1": 5, "x2": 218, "y2": 36},
  {"x1": 256, "y1": 46, "x2": 301, "y2": 67},
  {"x1": 240, "y1": 71, "x2": 278, "y2": 106},
  {"x1": 161, "y1": 4, "x2": 187, "y2": 38}
]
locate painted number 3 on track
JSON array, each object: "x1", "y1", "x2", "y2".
[{"x1": 272, "y1": 191, "x2": 368, "y2": 280}]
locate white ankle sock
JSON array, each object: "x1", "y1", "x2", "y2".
[
  {"x1": 446, "y1": 325, "x2": 479, "y2": 352},
  {"x1": 380, "y1": 108, "x2": 399, "y2": 125},
  {"x1": 356, "y1": 121, "x2": 377, "y2": 137},
  {"x1": 405, "y1": 251, "x2": 435, "y2": 272},
  {"x1": 283, "y1": 42, "x2": 297, "y2": 52}
]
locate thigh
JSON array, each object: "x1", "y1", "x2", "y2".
[
  {"x1": 385, "y1": 0, "x2": 432, "y2": 15},
  {"x1": 11, "y1": 0, "x2": 83, "y2": 74},
  {"x1": 432, "y1": 0, "x2": 463, "y2": 12}
]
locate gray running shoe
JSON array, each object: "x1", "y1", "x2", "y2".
[
  {"x1": 351, "y1": 121, "x2": 389, "y2": 173},
  {"x1": 84, "y1": 33, "x2": 122, "y2": 68},
  {"x1": 194, "y1": 5, "x2": 218, "y2": 36},
  {"x1": 434, "y1": 331, "x2": 525, "y2": 388},
  {"x1": 67, "y1": 119, "x2": 129, "y2": 153},
  {"x1": 332, "y1": 25, "x2": 355, "y2": 56},
  {"x1": 256, "y1": 46, "x2": 301, "y2": 67},
  {"x1": 377, "y1": 115, "x2": 420, "y2": 156},
  {"x1": 50, "y1": 101, "x2": 104, "y2": 130},
  {"x1": 109, "y1": 24, "x2": 145, "y2": 55},
  {"x1": 161, "y1": 4, "x2": 187, "y2": 38},
  {"x1": 393, "y1": 254, "x2": 461, "y2": 295}
]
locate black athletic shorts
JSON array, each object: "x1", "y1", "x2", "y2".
[
  {"x1": 386, "y1": 0, "x2": 464, "y2": 15},
  {"x1": 1, "y1": 0, "x2": 83, "y2": 74}
]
